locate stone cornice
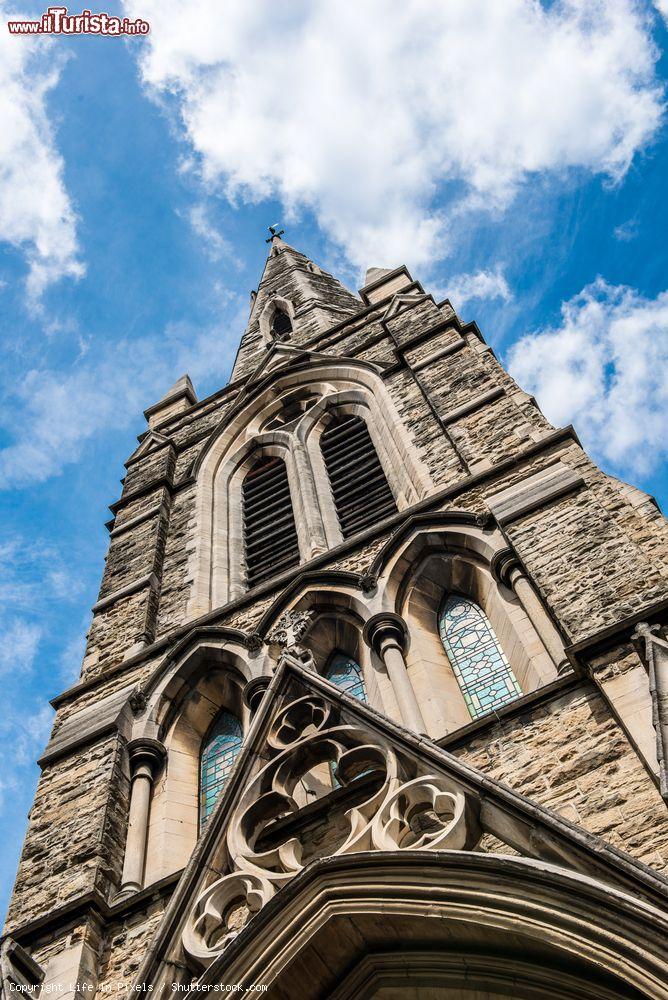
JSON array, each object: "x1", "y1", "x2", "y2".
[
  {"x1": 6, "y1": 871, "x2": 183, "y2": 947},
  {"x1": 92, "y1": 572, "x2": 159, "y2": 614},
  {"x1": 109, "y1": 500, "x2": 170, "y2": 538},
  {"x1": 565, "y1": 597, "x2": 668, "y2": 667},
  {"x1": 410, "y1": 336, "x2": 466, "y2": 372},
  {"x1": 441, "y1": 386, "x2": 506, "y2": 426},
  {"x1": 438, "y1": 673, "x2": 582, "y2": 750}
]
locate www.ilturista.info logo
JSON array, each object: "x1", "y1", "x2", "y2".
[{"x1": 7, "y1": 6, "x2": 149, "y2": 34}]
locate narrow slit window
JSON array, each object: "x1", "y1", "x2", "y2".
[
  {"x1": 242, "y1": 455, "x2": 300, "y2": 588},
  {"x1": 270, "y1": 309, "x2": 292, "y2": 341},
  {"x1": 200, "y1": 710, "x2": 243, "y2": 831},
  {"x1": 324, "y1": 651, "x2": 367, "y2": 702},
  {"x1": 320, "y1": 414, "x2": 396, "y2": 538},
  {"x1": 438, "y1": 595, "x2": 522, "y2": 720}
]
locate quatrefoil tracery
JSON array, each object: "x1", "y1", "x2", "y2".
[{"x1": 183, "y1": 694, "x2": 477, "y2": 969}]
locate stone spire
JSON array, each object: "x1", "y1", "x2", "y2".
[{"x1": 230, "y1": 229, "x2": 363, "y2": 382}]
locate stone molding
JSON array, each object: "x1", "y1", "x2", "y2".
[
  {"x1": 127, "y1": 737, "x2": 167, "y2": 778},
  {"x1": 363, "y1": 612, "x2": 409, "y2": 656},
  {"x1": 200, "y1": 853, "x2": 668, "y2": 998},
  {"x1": 441, "y1": 385, "x2": 505, "y2": 426},
  {"x1": 329, "y1": 950, "x2": 628, "y2": 1000},
  {"x1": 92, "y1": 572, "x2": 159, "y2": 614},
  {"x1": 1, "y1": 937, "x2": 45, "y2": 994},
  {"x1": 109, "y1": 500, "x2": 170, "y2": 538},
  {"x1": 255, "y1": 570, "x2": 365, "y2": 639},
  {"x1": 410, "y1": 336, "x2": 466, "y2": 373},
  {"x1": 486, "y1": 461, "x2": 585, "y2": 526},
  {"x1": 633, "y1": 622, "x2": 668, "y2": 800},
  {"x1": 242, "y1": 676, "x2": 272, "y2": 713},
  {"x1": 38, "y1": 683, "x2": 140, "y2": 766}
]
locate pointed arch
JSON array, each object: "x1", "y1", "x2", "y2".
[
  {"x1": 368, "y1": 515, "x2": 560, "y2": 736},
  {"x1": 259, "y1": 296, "x2": 296, "y2": 346},
  {"x1": 188, "y1": 360, "x2": 433, "y2": 618},
  {"x1": 188, "y1": 846, "x2": 668, "y2": 999},
  {"x1": 438, "y1": 593, "x2": 522, "y2": 719},
  {"x1": 200, "y1": 710, "x2": 243, "y2": 831}
]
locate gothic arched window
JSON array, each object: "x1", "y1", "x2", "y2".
[
  {"x1": 320, "y1": 413, "x2": 396, "y2": 538},
  {"x1": 200, "y1": 710, "x2": 243, "y2": 830},
  {"x1": 242, "y1": 455, "x2": 300, "y2": 588},
  {"x1": 324, "y1": 651, "x2": 367, "y2": 701},
  {"x1": 270, "y1": 308, "x2": 292, "y2": 341},
  {"x1": 438, "y1": 595, "x2": 522, "y2": 720}
]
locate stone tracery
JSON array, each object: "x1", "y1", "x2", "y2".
[{"x1": 182, "y1": 691, "x2": 479, "y2": 969}]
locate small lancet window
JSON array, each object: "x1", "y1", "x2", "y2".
[
  {"x1": 438, "y1": 595, "x2": 522, "y2": 720},
  {"x1": 270, "y1": 308, "x2": 292, "y2": 342},
  {"x1": 320, "y1": 413, "x2": 396, "y2": 538},
  {"x1": 324, "y1": 651, "x2": 367, "y2": 701},
  {"x1": 200, "y1": 710, "x2": 243, "y2": 830},
  {"x1": 242, "y1": 455, "x2": 300, "y2": 588}
]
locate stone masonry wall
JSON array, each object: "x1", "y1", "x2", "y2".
[
  {"x1": 452, "y1": 680, "x2": 668, "y2": 872},
  {"x1": 5, "y1": 735, "x2": 129, "y2": 930}
]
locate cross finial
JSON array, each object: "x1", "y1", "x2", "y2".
[{"x1": 266, "y1": 223, "x2": 285, "y2": 243}]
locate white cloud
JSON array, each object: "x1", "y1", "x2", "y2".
[
  {"x1": 445, "y1": 268, "x2": 512, "y2": 311},
  {"x1": 0, "y1": 619, "x2": 41, "y2": 676},
  {"x1": 508, "y1": 279, "x2": 668, "y2": 475},
  {"x1": 186, "y1": 203, "x2": 236, "y2": 262},
  {"x1": 613, "y1": 218, "x2": 639, "y2": 242},
  {"x1": 0, "y1": 703, "x2": 52, "y2": 813},
  {"x1": 655, "y1": 1, "x2": 668, "y2": 25},
  {"x1": 123, "y1": 0, "x2": 663, "y2": 270},
  {"x1": 0, "y1": 5, "x2": 83, "y2": 300},
  {"x1": 0, "y1": 299, "x2": 241, "y2": 488}
]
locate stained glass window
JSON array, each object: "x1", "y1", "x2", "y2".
[
  {"x1": 438, "y1": 595, "x2": 522, "y2": 720},
  {"x1": 324, "y1": 652, "x2": 367, "y2": 702},
  {"x1": 199, "y1": 711, "x2": 243, "y2": 831}
]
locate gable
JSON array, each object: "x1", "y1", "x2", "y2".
[
  {"x1": 136, "y1": 658, "x2": 668, "y2": 987},
  {"x1": 127, "y1": 429, "x2": 171, "y2": 464}
]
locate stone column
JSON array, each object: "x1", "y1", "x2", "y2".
[
  {"x1": 363, "y1": 613, "x2": 427, "y2": 734},
  {"x1": 494, "y1": 551, "x2": 570, "y2": 676},
  {"x1": 291, "y1": 442, "x2": 328, "y2": 557},
  {"x1": 243, "y1": 675, "x2": 273, "y2": 715},
  {"x1": 118, "y1": 738, "x2": 166, "y2": 897}
]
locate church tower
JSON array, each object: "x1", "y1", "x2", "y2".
[{"x1": 3, "y1": 231, "x2": 668, "y2": 997}]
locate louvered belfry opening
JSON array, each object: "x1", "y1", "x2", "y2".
[
  {"x1": 320, "y1": 413, "x2": 397, "y2": 538},
  {"x1": 242, "y1": 455, "x2": 300, "y2": 588}
]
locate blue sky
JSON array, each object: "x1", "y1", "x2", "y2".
[{"x1": 1, "y1": 0, "x2": 668, "y2": 916}]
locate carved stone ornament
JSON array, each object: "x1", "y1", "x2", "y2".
[
  {"x1": 129, "y1": 686, "x2": 147, "y2": 715},
  {"x1": 266, "y1": 610, "x2": 314, "y2": 649},
  {"x1": 182, "y1": 693, "x2": 480, "y2": 969},
  {"x1": 244, "y1": 632, "x2": 263, "y2": 653}
]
